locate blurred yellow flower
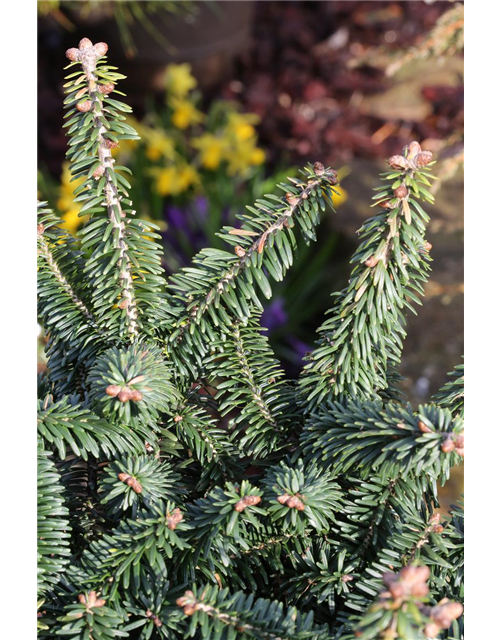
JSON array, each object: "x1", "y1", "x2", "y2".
[
  {"x1": 177, "y1": 164, "x2": 199, "y2": 191},
  {"x1": 249, "y1": 147, "x2": 266, "y2": 166},
  {"x1": 165, "y1": 63, "x2": 197, "y2": 98},
  {"x1": 226, "y1": 112, "x2": 260, "y2": 141},
  {"x1": 171, "y1": 99, "x2": 204, "y2": 130},
  {"x1": 192, "y1": 133, "x2": 226, "y2": 170},
  {"x1": 225, "y1": 139, "x2": 266, "y2": 176},
  {"x1": 153, "y1": 164, "x2": 199, "y2": 196},
  {"x1": 144, "y1": 130, "x2": 176, "y2": 162},
  {"x1": 57, "y1": 162, "x2": 87, "y2": 235},
  {"x1": 60, "y1": 208, "x2": 83, "y2": 235},
  {"x1": 86, "y1": 80, "x2": 268, "y2": 198},
  {"x1": 328, "y1": 184, "x2": 348, "y2": 208},
  {"x1": 155, "y1": 166, "x2": 178, "y2": 196},
  {"x1": 212, "y1": 110, "x2": 266, "y2": 176}
]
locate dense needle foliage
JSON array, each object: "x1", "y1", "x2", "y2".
[{"x1": 37, "y1": 38, "x2": 464, "y2": 640}]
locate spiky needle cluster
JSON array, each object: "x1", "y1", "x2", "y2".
[{"x1": 37, "y1": 39, "x2": 464, "y2": 640}]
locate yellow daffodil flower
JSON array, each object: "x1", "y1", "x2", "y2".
[
  {"x1": 171, "y1": 99, "x2": 204, "y2": 130},
  {"x1": 153, "y1": 164, "x2": 199, "y2": 196},
  {"x1": 225, "y1": 138, "x2": 266, "y2": 176},
  {"x1": 165, "y1": 63, "x2": 197, "y2": 98},
  {"x1": 177, "y1": 164, "x2": 200, "y2": 191},
  {"x1": 60, "y1": 208, "x2": 83, "y2": 235},
  {"x1": 225, "y1": 112, "x2": 260, "y2": 141},
  {"x1": 144, "y1": 130, "x2": 176, "y2": 162},
  {"x1": 328, "y1": 184, "x2": 348, "y2": 208},
  {"x1": 249, "y1": 147, "x2": 266, "y2": 166},
  {"x1": 154, "y1": 166, "x2": 178, "y2": 196},
  {"x1": 192, "y1": 133, "x2": 226, "y2": 170}
]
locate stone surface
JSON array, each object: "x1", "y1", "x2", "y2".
[{"x1": 359, "y1": 56, "x2": 464, "y2": 122}]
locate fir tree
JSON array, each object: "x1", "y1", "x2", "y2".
[{"x1": 37, "y1": 38, "x2": 464, "y2": 640}]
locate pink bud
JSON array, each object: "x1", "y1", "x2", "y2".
[{"x1": 65, "y1": 48, "x2": 80, "y2": 62}]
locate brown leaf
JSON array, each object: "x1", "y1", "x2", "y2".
[
  {"x1": 228, "y1": 228, "x2": 259, "y2": 237},
  {"x1": 75, "y1": 87, "x2": 88, "y2": 100},
  {"x1": 257, "y1": 233, "x2": 267, "y2": 254}
]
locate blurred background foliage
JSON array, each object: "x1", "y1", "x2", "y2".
[{"x1": 38, "y1": 0, "x2": 463, "y2": 506}]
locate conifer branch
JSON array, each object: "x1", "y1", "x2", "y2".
[
  {"x1": 64, "y1": 39, "x2": 164, "y2": 341},
  {"x1": 262, "y1": 459, "x2": 342, "y2": 534},
  {"x1": 207, "y1": 316, "x2": 299, "y2": 458},
  {"x1": 80, "y1": 501, "x2": 190, "y2": 594},
  {"x1": 302, "y1": 399, "x2": 463, "y2": 479},
  {"x1": 333, "y1": 473, "x2": 433, "y2": 566},
  {"x1": 402, "y1": 512, "x2": 445, "y2": 566},
  {"x1": 187, "y1": 481, "x2": 265, "y2": 560},
  {"x1": 162, "y1": 398, "x2": 237, "y2": 466},
  {"x1": 56, "y1": 591, "x2": 128, "y2": 639},
  {"x1": 338, "y1": 508, "x2": 463, "y2": 638},
  {"x1": 38, "y1": 229, "x2": 94, "y2": 327},
  {"x1": 38, "y1": 203, "x2": 106, "y2": 397},
  {"x1": 37, "y1": 395, "x2": 155, "y2": 460},
  {"x1": 352, "y1": 566, "x2": 463, "y2": 640},
  {"x1": 432, "y1": 361, "x2": 464, "y2": 418},
  {"x1": 165, "y1": 164, "x2": 338, "y2": 375},
  {"x1": 99, "y1": 455, "x2": 181, "y2": 517},
  {"x1": 37, "y1": 38, "x2": 464, "y2": 640},
  {"x1": 67, "y1": 39, "x2": 139, "y2": 339},
  {"x1": 300, "y1": 142, "x2": 435, "y2": 407},
  {"x1": 37, "y1": 203, "x2": 103, "y2": 340},
  {"x1": 234, "y1": 532, "x2": 298, "y2": 556},
  {"x1": 358, "y1": 478, "x2": 397, "y2": 556},
  {"x1": 283, "y1": 540, "x2": 357, "y2": 610},
  {"x1": 433, "y1": 501, "x2": 463, "y2": 602},
  {"x1": 176, "y1": 585, "x2": 328, "y2": 639},
  {"x1": 230, "y1": 321, "x2": 279, "y2": 428},
  {"x1": 37, "y1": 445, "x2": 71, "y2": 595}
]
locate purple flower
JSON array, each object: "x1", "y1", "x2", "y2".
[
  {"x1": 194, "y1": 196, "x2": 208, "y2": 220},
  {"x1": 287, "y1": 336, "x2": 311, "y2": 364},
  {"x1": 261, "y1": 298, "x2": 288, "y2": 332},
  {"x1": 165, "y1": 205, "x2": 187, "y2": 232}
]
